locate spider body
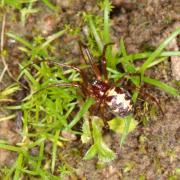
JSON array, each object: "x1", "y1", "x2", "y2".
[
  {"x1": 46, "y1": 43, "x2": 134, "y2": 121},
  {"x1": 89, "y1": 79, "x2": 133, "y2": 117},
  {"x1": 105, "y1": 87, "x2": 133, "y2": 117}
]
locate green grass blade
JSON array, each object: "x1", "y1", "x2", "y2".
[
  {"x1": 41, "y1": 29, "x2": 66, "y2": 48},
  {"x1": 145, "y1": 57, "x2": 167, "y2": 69},
  {"x1": 4, "y1": 163, "x2": 16, "y2": 180},
  {"x1": 103, "y1": 0, "x2": 114, "y2": 68},
  {"x1": 28, "y1": 138, "x2": 45, "y2": 149},
  {"x1": 119, "y1": 38, "x2": 136, "y2": 72},
  {"x1": 20, "y1": 65, "x2": 39, "y2": 87},
  {"x1": 140, "y1": 28, "x2": 180, "y2": 75},
  {"x1": 0, "y1": 143, "x2": 23, "y2": 153},
  {"x1": 88, "y1": 16, "x2": 103, "y2": 52},
  {"x1": 36, "y1": 141, "x2": 45, "y2": 171},
  {"x1": 120, "y1": 38, "x2": 127, "y2": 56},
  {"x1": 135, "y1": 57, "x2": 168, "y2": 71},
  {"x1": 51, "y1": 130, "x2": 60, "y2": 173},
  {"x1": 67, "y1": 97, "x2": 94, "y2": 129},
  {"x1": 13, "y1": 153, "x2": 23, "y2": 180},
  {"x1": 143, "y1": 76, "x2": 179, "y2": 96},
  {"x1": 6, "y1": 32, "x2": 33, "y2": 49},
  {"x1": 118, "y1": 51, "x2": 180, "y2": 63},
  {"x1": 120, "y1": 116, "x2": 132, "y2": 147},
  {"x1": 42, "y1": 0, "x2": 58, "y2": 11},
  {"x1": 103, "y1": 0, "x2": 111, "y2": 43},
  {"x1": 83, "y1": 144, "x2": 97, "y2": 160}
]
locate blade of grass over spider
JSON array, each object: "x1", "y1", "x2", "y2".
[
  {"x1": 66, "y1": 97, "x2": 94, "y2": 129},
  {"x1": 140, "y1": 28, "x2": 180, "y2": 76},
  {"x1": 18, "y1": 169, "x2": 39, "y2": 176},
  {"x1": 27, "y1": 138, "x2": 46, "y2": 149},
  {"x1": 88, "y1": 16, "x2": 103, "y2": 52},
  {"x1": 143, "y1": 76, "x2": 179, "y2": 96}
]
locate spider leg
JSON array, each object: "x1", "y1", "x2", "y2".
[
  {"x1": 88, "y1": 103, "x2": 101, "y2": 142},
  {"x1": 79, "y1": 41, "x2": 101, "y2": 80},
  {"x1": 122, "y1": 82, "x2": 164, "y2": 116},
  {"x1": 101, "y1": 43, "x2": 114, "y2": 83},
  {"x1": 100, "y1": 102, "x2": 109, "y2": 129},
  {"x1": 33, "y1": 82, "x2": 80, "y2": 95},
  {"x1": 89, "y1": 116, "x2": 93, "y2": 142},
  {"x1": 21, "y1": 59, "x2": 90, "y2": 87},
  {"x1": 45, "y1": 60, "x2": 90, "y2": 87},
  {"x1": 90, "y1": 99, "x2": 109, "y2": 129},
  {"x1": 21, "y1": 60, "x2": 80, "y2": 73},
  {"x1": 138, "y1": 86, "x2": 164, "y2": 116}
]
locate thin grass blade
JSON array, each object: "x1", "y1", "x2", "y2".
[
  {"x1": 143, "y1": 76, "x2": 179, "y2": 96},
  {"x1": 140, "y1": 28, "x2": 180, "y2": 75}
]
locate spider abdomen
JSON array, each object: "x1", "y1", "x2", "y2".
[{"x1": 105, "y1": 87, "x2": 133, "y2": 117}]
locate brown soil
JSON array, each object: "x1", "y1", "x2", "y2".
[{"x1": 0, "y1": 0, "x2": 179, "y2": 179}]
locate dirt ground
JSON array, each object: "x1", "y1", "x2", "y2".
[{"x1": 0, "y1": 0, "x2": 180, "y2": 179}]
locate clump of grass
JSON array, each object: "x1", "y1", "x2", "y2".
[{"x1": 0, "y1": 0, "x2": 180, "y2": 178}]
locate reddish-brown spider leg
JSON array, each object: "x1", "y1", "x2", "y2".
[
  {"x1": 44, "y1": 60, "x2": 90, "y2": 88},
  {"x1": 33, "y1": 82, "x2": 81, "y2": 95},
  {"x1": 101, "y1": 43, "x2": 114, "y2": 83},
  {"x1": 138, "y1": 85, "x2": 164, "y2": 116},
  {"x1": 78, "y1": 41, "x2": 101, "y2": 80},
  {"x1": 21, "y1": 59, "x2": 92, "y2": 97},
  {"x1": 90, "y1": 99, "x2": 109, "y2": 129},
  {"x1": 21, "y1": 59, "x2": 89, "y2": 86},
  {"x1": 100, "y1": 103, "x2": 109, "y2": 129}
]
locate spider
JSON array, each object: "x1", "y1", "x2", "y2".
[
  {"x1": 31, "y1": 42, "x2": 162, "y2": 128},
  {"x1": 44, "y1": 43, "x2": 133, "y2": 119}
]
